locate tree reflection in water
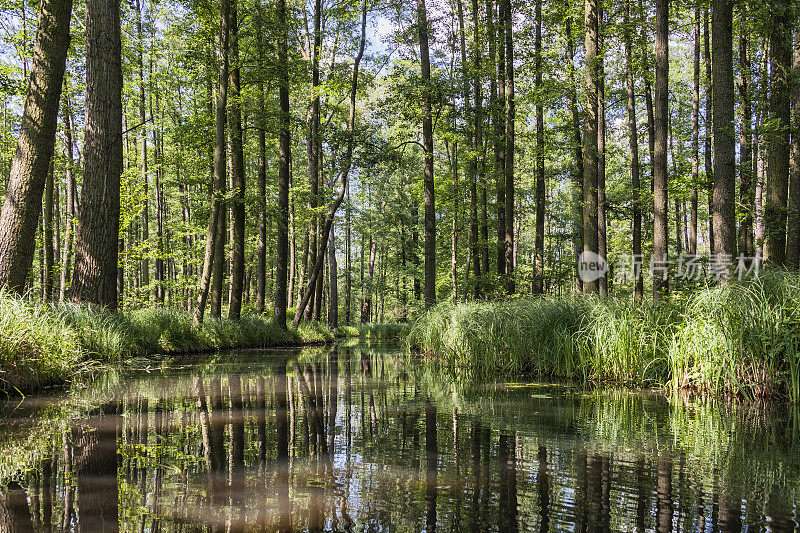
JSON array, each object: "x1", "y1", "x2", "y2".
[{"x1": 0, "y1": 342, "x2": 798, "y2": 531}]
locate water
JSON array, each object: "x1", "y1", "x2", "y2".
[{"x1": 0, "y1": 342, "x2": 798, "y2": 532}]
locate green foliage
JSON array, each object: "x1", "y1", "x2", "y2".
[
  {"x1": 409, "y1": 270, "x2": 800, "y2": 401},
  {"x1": 359, "y1": 322, "x2": 411, "y2": 341},
  {"x1": 0, "y1": 293, "x2": 339, "y2": 392}
]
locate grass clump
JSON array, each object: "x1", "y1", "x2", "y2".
[
  {"x1": 0, "y1": 294, "x2": 340, "y2": 393},
  {"x1": 360, "y1": 322, "x2": 411, "y2": 341},
  {"x1": 0, "y1": 291, "x2": 82, "y2": 390},
  {"x1": 408, "y1": 270, "x2": 800, "y2": 401}
]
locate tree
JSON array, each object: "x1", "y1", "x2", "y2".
[
  {"x1": 764, "y1": 0, "x2": 792, "y2": 266},
  {"x1": 503, "y1": 0, "x2": 515, "y2": 294},
  {"x1": 582, "y1": 0, "x2": 599, "y2": 294},
  {"x1": 788, "y1": 30, "x2": 800, "y2": 269},
  {"x1": 71, "y1": 0, "x2": 123, "y2": 310},
  {"x1": 624, "y1": 0, "x2": 643, "y2": 300},
  {"x1": 227, "y1": 0, "x2": 245, "y2": 319},
  {"x1": 652, "y1": 0, "x2": 668, "y2": 301},
  {"x1": 737, "y1": 5, "x2": 754, "y2": 258},
  {"x1": 418, "y1": 0, "x2": 436, "y2": 308},
  {"x1": 690, "y1": 2, "x2": 699, "y2": 256},
  {"x1": 0, "y1": 0, "x2": 72, "y2": 293},
  {"x1": 712, "y1": 0, "x2": 737, "y2": 267},
  {"x1": 193, "y1": 0, "x2": 229, "y2": 326},
  {"x1": 274, "y1": 0, "x2": 291, "y2": 329},
  {"x1": 532, "y1": 0, "x2": 545, "y2": 295}
]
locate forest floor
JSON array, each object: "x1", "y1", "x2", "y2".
[
  {"x1": 408, "y1": 270, "x2": 800, "y2": 403},
  {"x1": 0, "y1": 295, "x2": 367, "y2": 393}
]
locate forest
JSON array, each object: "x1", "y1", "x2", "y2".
[{"x1": 0, "y1": 0, "x2": 799, "y2": 395}]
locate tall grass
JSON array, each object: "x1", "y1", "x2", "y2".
[
  {"x1": 408, "y1": 270, "x2": 800, "y2": 401},
  {"x1": 359, "y1": 322, "x2": 411, "y2": 341},
  {"x1": 0, "y1": 294, "x2": 339, "y2": 392}
]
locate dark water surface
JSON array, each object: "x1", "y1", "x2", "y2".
[{"x1": 0, "y1": 342, "x2": 798, "y2": 532}]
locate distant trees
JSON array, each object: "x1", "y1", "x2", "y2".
[{"x1": 0, "y1": 0, "x2": 798, "y2": 323}]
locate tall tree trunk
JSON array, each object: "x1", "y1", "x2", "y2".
[
  {"x1": 755, "y1": 44, "x2": 768, "y2": 260},
  {"x1": 565, "y1": 11, "x2": 584, "y2": 292},
  {"x1": 458, "y1": 0, "x2": 480, "y2": 299},
  {"x1": 153, "y1": 83, "x2": 165, "y2": 303},
  {"x1": 419, "y1": 0, "x2": 436, "y2": 307},
  {"x1": 704, "y1": 8, "x2": 714, "y2": 254},
  {"x1": 274, "y1": 0, "x2": 291, "y2": 329},
  {"x1": 652, "y1": 0, "x2": 668, "y2": 301},
  {"x1": 209, "y1": 192, "x2": 226, "y2": 316},
  {"x1": 738, "y1": 7, "x2": 754, "y2": 258},
  {"x1": 71, "y1": 0, "x2": 122, "y2": 310},
  {"x1": 788, "y1": 31, "x2": 800, "y2": 269},
  {"x1": 472, "y1": 0, "x2": 486, "y2": 293},
  {"x1": 624, "y1": 0, "x2": 643, "y2": 300},
  {"x1": 503, "y1": 0, "x2": 515, "y2": 294},
  {"x1": 305, "y1": 0, "x2": 322, "y2": 320},
  {"x1": 0, "y1": 0, "x2": 72, "y2": 292},
  {"x1": 43, "y1": 163, "x2": 54, "y2": 300},
  {"x1": 228, "y1": 0, "x2": 245, "y2": 319},
  {"x1": 345, "y1": 181, "x2": 352, "y2": 323},
  {"x1": 193, "y1": 0, "x2": 229, "y2": 326},
  {"x1": 690, "y1": 3, "x2": 699, "y2": 256},
  {"x1": 533, "y1": 0, "x2": 545, "y2": 294},
  {"x1": 327, "y1": 224, "x2": 338, "y2": 328},
  {"x1": 492, "y1": 0, "x2": 506, "y2": 276},
  {"x1": 582, "y1": 0, "x2": 599, "y2": 294},
  {"x1": 361, "y1": 236, "x2": 375, "y2": 324},
  {"x1": 460, "y1": 0, "x2": 481, "y2": 298},
  {"x1": 712, "y1": 0, "x2": 737, "y2": 268},
  {"x1": 59, "y1": 94, "x2": 76, "y2": 300},
  {"x1": 136, "y1": 0, "x2": 150, "y2": 299},
  {"x1": 596, "y1": 9, "x2": 607, "y2": 296},
  {"x1": 255, "y1": 0, "x2": 267, "y2": 313},
  {"x1": 764, "y1": 0, "x2": 792, "y2": 266}
]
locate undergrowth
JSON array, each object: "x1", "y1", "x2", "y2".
[
  {"x1": 0, "y1": 292, "x2": 337, "y2": 392},
  {"x1": 408, "y1": 270, "x2": 800, "y2": 402}
]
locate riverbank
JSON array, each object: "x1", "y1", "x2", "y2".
[
  {"x1": 408, "y1": 270, "x2": 800, "y2": 402},
  {"x1": 0, "y1": 293, "x2": 346, "y2": 392}
]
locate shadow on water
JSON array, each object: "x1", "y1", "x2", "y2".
[{"x1": 0, "y1": 341, "x2": 798, "y2": 531}]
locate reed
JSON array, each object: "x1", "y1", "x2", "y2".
[{"x1": 408, "y1": 270, "x2": 800, "y2": 401}]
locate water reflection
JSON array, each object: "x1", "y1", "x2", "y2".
[{"x1": 0, "y1": 343, "x2": 799, "y2": 531}]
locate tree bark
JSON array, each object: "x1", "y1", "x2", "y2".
[
  {"x1": 492, "y1": 0, "x2": 506, "y2": 277},
  {"x1": 565, "y1": 12, "x2": 583, "y2": 292},
  {"x1": 71, "y1": 0, "x2": 122, "y2": 310},
  {"x1": 737, "y1": 6, "x2": 754, "y2": 258},
  {"x1": 43, "y1": 162, "x2": 54, "y2": 300},
  {"x1": 0, "y1": 0, "x2": 72, "y2": 292},
  {"x1": 255, "y1": 0, "x2": 267, "y2": 312},
  {"x1": 788, "y1": 31, "x2": 800, "y2": 269},
  {"x1": 136, "y1": 0, "x2": 150, "y2": 299},
  {"x1": 419, "y1": 0, "x2": 436, "y2": 307},
  {"x1": 327, "y1": 224, "x2": 338, "y2": 328},
  {"x1": 764, "y1": 0, "x2": 792, "y2": 266},
  {"x1": 193, "y1": 0, "x2": 229, "y2": 326},
  {"x1": 59, "y1": 94, "x2": 76, "y2": 300},
  {"x1": 597, "y1": 9, "x2": 607, "y2": 296},
  {"x1": 533, "y1": 0, "x2": 545, "y2": 294},
  {"x1": 503, "y1": 0, "x2": 515, "y2": 294},
  {"x1": 582, "y1": 0, "x2": 599, "y2": 294},
  {"x1": 712, "y1": 0, "x2": 737, "y2": 268},
  {"x1": 704, "y1": 7, "x2": 714, "y2": 254},
  {"x1": 624, "y1": 0, "x2": 643, "y2": 300},
  {"x1": 690, "y1": 3, "x2": 699, "y2": 256},
  {"x1": 228, "y1": 0, "x2": 245, "y2": 319},
  {"x1": 274, "y1": 0, "x2": 291, "y2": 328},
  {"x1": 652, "y1": 0, "x2": 668, "y2": 301}
]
